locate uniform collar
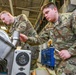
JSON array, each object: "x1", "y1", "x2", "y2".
[
  {"x1": 14, "y1": 17, "x2": 18, "y2": 23},
  {"x1": 53, "y1": 15, "x2": 62, "y2": 27}
]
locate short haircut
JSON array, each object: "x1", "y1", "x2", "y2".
[
  {"x1": 0, "y1": 11, "x2": 10, "y2": 18},
  {"x1": 41, "y1": 2, "x2": 56, "y2": 11}
]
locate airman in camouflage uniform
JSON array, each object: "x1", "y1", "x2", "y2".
[
  {"x1": 0, "y1": 11, "x2": 39, "y2": 70},
  {"x1": 40, "y1": 2, "x2": 76, "y2": 75}
]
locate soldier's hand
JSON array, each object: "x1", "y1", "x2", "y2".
[
  {"x1": 58, "y1": 50, "x2": 71, "y2": 60},
  {"x1": 20, "y1": 33, "x2": 28, "y2": 42}
]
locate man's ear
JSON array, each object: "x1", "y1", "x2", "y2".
[{"x1": 54, "y1": 7, "x2": 57, "y2": 11}]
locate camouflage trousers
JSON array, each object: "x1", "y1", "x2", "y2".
[
  {"x1": 55, "y1": 57, "x2": 76, "y2": 75},
  {"x1": 22, "y1": 43, "x2": 39, "y2": 70}
]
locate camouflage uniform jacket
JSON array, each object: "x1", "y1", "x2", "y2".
[
  {"x1": 40, "y1": 13, "x2": 76, "y2": 56},
  {"x1": 39, "y1": 13, "x2": 76, "y2": 74},
  {"x1": 9, "y1": 14, "x2": 38, "y2": 46}
]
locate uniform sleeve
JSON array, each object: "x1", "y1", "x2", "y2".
[
  {"x1": 27, "y1": 29, "x2": 50, "y2": 46},
  {"x1": 15, "y1": 14, "x2": 50, "y2": 45},
  {"x1": 16, "y1": 14, "x2": 32, "y2": 33},
  {"x1": 68, "y1": 13, "x2": 76, "y2": 56},
  {"x1": 68, "y1": 41, "x2": 76, "y2": 56},
  {"x1": 16, "y1": 21, "x2": 27, "y2": 33}
]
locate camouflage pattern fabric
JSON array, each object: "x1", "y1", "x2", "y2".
[
  {"x1": 38, "y1": 13, "x2": 76, "y2": 75},
  {"x1": 9, "y1": 14, "x2": 39, "y2": 70}
]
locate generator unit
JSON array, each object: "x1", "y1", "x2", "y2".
[
  {"x1": 0, "y1": 30, "x2": 31, "y2": 75},
  {"x1": 41, "y1": 47, "x2": 55, "y2": 69}
]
